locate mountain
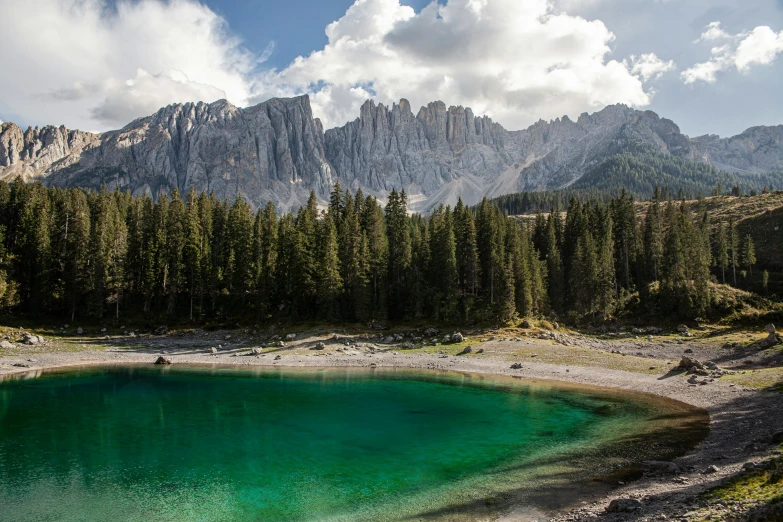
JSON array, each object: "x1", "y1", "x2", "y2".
[{"x1": 2, "y1": 95, "x2": 783, "y2": 211}]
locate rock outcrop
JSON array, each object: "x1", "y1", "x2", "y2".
[{"x1": 2, "y1": 95, "x2": 782, "y2": 211}]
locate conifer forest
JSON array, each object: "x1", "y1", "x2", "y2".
[{"x1": 0, "y1": 179, "x2": 772, "y2": 325}]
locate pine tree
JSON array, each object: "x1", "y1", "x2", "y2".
[
  {"x1": 316, "y1": 213, "x2": 342, "y2": 320},
  {"x1": 427, "y1": 205, "x2": 458, "y2": 320},
  {"x1": 256, "y1": 202, "x2": 277, "y2": 319},
  {"x1": 715, "y1": 222, "x2": 729, "y2": 284},
  {"x1": 542, "y1": 212, "x2": 564, "y2": 312},
  {"x1": 595, "y1": 206, "x2": 616, "y2": 319},
  {"x1": 292, "y1": 192, "x2": 319, "y2": 317},
  {"x1": 741, "y1": 234, "x2": 756, "y2": 276},
  {"x1": 729, "y1": 219, "x2": 739, "y2": 286},
  {"x1": 164, "y1": 190, "x2": 185, "y2": 318},
  {"x1": 385, "y1": 189, "x2": 412, "y2": 320},
  {"x1": 226, "y1": 196, "x2": 254, "y2": 303},
  {"x1": 197, "y1": 192, "x2": 213, "y2": 317},
  {"x1": 56, "y1": 189, "x2": 91, "y2": 321},
  {"x1": 183, "y1": 189, "x2": 202, "y2": 320}
]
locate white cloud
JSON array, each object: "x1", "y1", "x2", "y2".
[
  {"x1": 261, "y1": 0, "x2": 668, "y2": 129},
  {"x1": 628, "y1": 53, "x2": 675, "y2": 82},
  {"x1": 695, "y1": 21, "x2": 731, "y2": 43},
  {"x1": 0, "y1": 0, "x2": 259, "y2": 130},
  {"x1": 683, "y1": 22, "x2": 783, "y2": 84},
  {"x1": 0, "y1": 0, "x2": 670, "y2": 132}
]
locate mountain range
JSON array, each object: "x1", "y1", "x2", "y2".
[{"x1": 1, "y1": 95, "x2": 782, "y2": 212}]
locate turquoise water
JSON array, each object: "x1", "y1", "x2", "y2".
[{"x1": 0, "y1": 366, "x2": 697, "y2": 521}]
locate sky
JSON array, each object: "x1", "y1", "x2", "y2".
[{"x1": 1, "y1": 0, "x2": 782, "y2": 137}]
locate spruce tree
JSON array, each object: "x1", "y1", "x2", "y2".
[
  {"x1": 316, "y1": 213, "x2": 343, "y2": 320},
  {"x1": 385, "y1": 189, "x2": 412, "y2": 320},
  {"x1": 741, "y1": 235, "x2": 756, "y2": 276}
]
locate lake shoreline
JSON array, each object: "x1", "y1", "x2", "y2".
[{"x1": 2, "y1": 333, "x2": 782, "y2": 521}]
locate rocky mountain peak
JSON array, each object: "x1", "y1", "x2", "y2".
[{"x1": 1, "y1": 94, "x2": 782, "y2": 211}]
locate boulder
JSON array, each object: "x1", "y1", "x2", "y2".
[
  {"x1": 154, "y1": 356, "x2": 172, "y2": 365},
  {"x1": 452, "y1": 332, "x2": 464, "y2": 343},
  {"x1": 759, "y1": 329, "x2": 782, "y2": 348},
  {"x1": 510, "y1": 363, "x2": 523, "y2": 369},
  {"x1": 677, "y1": 324, "x2": 690, "y2": 334},
  {"x1": 22, "y1": 333, "x2": 40, "y2": 345},
  {"x1": 424, "y1": 328, "x2": 439, "y2": 336},
  {"x1": 458, "y1": 346, "x2": 472, "y2": 355},
  {"x1": 210, "y1": 347, "x2": 218, "y2": 354},
  {"x1": 251, "y1": 348, "x2": 262, "y2": 355},
  {"x1": 285, "y1": 333, "x2": 297, "y2": 341},
  {"x1": 383, "y1": 336, "x2": 395, "y2": 344},
  {"x1": 520, "y1": 320, "x2": 532, "y2": 329},
  {"x1": 476, "y1": 348, "x2": 485, "y2": 354},
  {"x1": 643, "y1": 461, "x2": 682, "y2": 474},
  {"x1": 704, "y1": 465, "x2": 719, "y2": 474},
  {"x1": 277, "y1": 341, "x2": 285, "y2": 347},
  {"x1": 0, "y1": 340, "x2": 13, "y2": 349},
  {"x1": 77, "y1": 327, "x2": 84, "y2": 334},
  {"x1": 606, "y1": 499, "x2": 642, "y2": 513},
  {"x1": 677, "y1": 356, "x2": 704, "y2": 371},
  {"x1": 274, "y1": 355, "x2": 282, "y2": 360},
  {"x1": 314, "y1": 342, "x2": 326, "y2": 350}
]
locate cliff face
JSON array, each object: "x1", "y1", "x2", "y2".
[
  {"x1": 1, "y1": 95, "x2": 782, "y2": 211},
  {"x1": 689, "y1": 125, "x2": 783, "y2": 174},
  {"x1": 0, "y1": 123, "x2": 98, "y2": 181},
  {"x1": 323, "y1": 99, "x2": 510, "y2": 196},
  {"x1": 1, "y1": 96, "x2": 333, "y2": 211}
]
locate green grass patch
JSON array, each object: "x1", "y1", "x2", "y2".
[
  {"x1": 694, "y1": 453, "x2": 783, "y2": 522},
  {"x1": 722, "y1": 367, "x2": 783, "y2": 391}
]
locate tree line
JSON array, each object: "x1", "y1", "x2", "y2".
[{"x1": 0, "y1": 180, "x2": 767, "y2": 325}]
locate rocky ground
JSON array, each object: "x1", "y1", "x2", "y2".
[{"x1": 1, "y1": 322, "x2": 782, "y2": 522}]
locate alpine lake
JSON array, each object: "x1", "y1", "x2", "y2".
[{"x1": 0, "y1": 365, "x2": 707, "y2": 521}]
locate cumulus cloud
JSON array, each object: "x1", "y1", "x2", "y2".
[
  {"x1": 683, "y1": 22, "x2": 783, "y2": 84},
  {"x1": 0, "y1": 0, "x2": 259, "y2": 130},
  {"x1": 628, "y1": 53, "x2": 675, "y2": 82},
  {"x1": 262, "y1": 0, "x2": 670, "y2": 129},
  {"x1": 1, "y1": 0, "x2": 671, "y2": 132}
]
